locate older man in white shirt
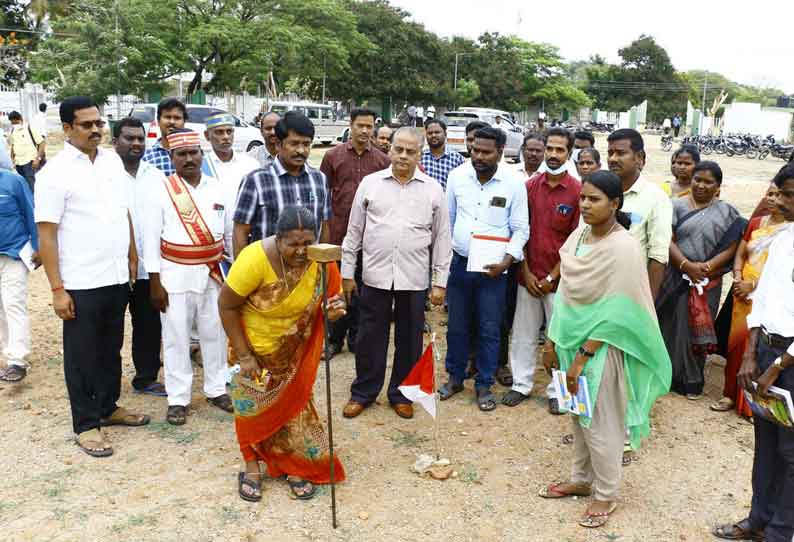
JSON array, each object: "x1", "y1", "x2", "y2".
[
  {"x1": 144, "y1": 129, "x2": 232, "y2": 426},
  {"x1": 201, "y1": 113, "x2": 259, "y2": 268},
  {"x1": 36, "y1": 96, "x2": 149, "y2": 458}
]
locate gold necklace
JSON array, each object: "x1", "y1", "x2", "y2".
[
  {"x1": 586, "y1": 221, "x2": 619, "y2": 243},
  {"x1": 277, "y1": 248, "x2": 308, "y2": 292}
]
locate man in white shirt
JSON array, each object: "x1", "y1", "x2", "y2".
[
  {"x1": 143, "y1": 129, "x2": 232, "y2": 426},
  {"x1": 34, "y1": 103, "x2": 48, "y2": 138},
  {"x1": 439, "y1": 127, "x2": 529, "y2": 413},
  {"x1": 247, "y1": 112, "x2": 280, "y2": 169},
  {"x1": 202, "y1": 113, "x2": 259, "y2": 268},
  {"x1": 716, "y1": 164, "x2": 794, "y2": 542},
  {"x1": 113, "y1": 117, "x2": 167, "y2": 397},
  {"x1": 36, "y1": 96, "x2": 149, "y2": 458}
]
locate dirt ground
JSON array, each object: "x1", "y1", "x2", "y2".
[{"x1": 0, "y1": 134, "x2": 786, "y2": 542}]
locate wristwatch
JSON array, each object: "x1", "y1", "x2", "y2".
[
  {"x1": 578, "y1": 346, "x2": 595, "y2": 358},
  {"x1": 773, "y1": 357, "x2": 784, "y2": 370}
]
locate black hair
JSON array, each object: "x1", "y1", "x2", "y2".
[
  {"x1": 546, "y1": 126, "x2": 574, "y2": 152},
  {"x1": 424, "y1": 118, "x2": 447, "y2": 132},
  {"x1": 350, "y1": 108, "x2": 377, "y2": 123},
  {"x1": 276, "y1": 205, "x2": 316, "y2": 238},
  {"x1": 573, "y1": 130, "x2": 595, "y2": 146},
  {"x1": 607, "y1": 128, "x2": 644, "y2": 153},
  {"x1": 672, "y1": 144, "x2": 701, "y2": 164},
  {"x1": 8, "y1": 110, "x2": 21, "y2": 122},
  {"x1": 584, "y1": 170, "x2": 632, "y2": 230},
  {"x1": 692, "y1": 160, "x2": 723, "y2": 185},
  {"x1": 156, "y1": 97, "x2": 187, "y2": 120},
  {"x1": 114, "y1": 116, "x2": 145, "y2": 138},
  {"x1": 274, "y1": 110, "x2": 315, "y2": 141},
  {"x1": 522, "y1": 132, "x2": 546, "y2": 147},
  {"x1": 465, "y1": 120, "x2": 489, "y2": 135},
  {"x1": 473, "y1": 126, "x2": 506, "y2": 149},
  {"x1": 772, "y1": 164, "x2": 794, "y2": 188},
  {"x1": 59, "y1": 96, "x2": 99, "y2": 124},
  {"x1": 38, "y1": 103, "x2": 47, "y2": 113},
  {"x1": 578, "y1": 147, "x2": 601, "y2": 165}
]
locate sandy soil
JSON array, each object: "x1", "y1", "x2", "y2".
[{"x1": 0, "y1": 134, "x2": 786, "y2": 542}]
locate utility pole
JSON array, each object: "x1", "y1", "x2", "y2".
[
  {"x1": 454, "y1": 53, "x2": 459, "y2": 93},
  {"x1": 115, "y1": 0, "x2": 121, "y2": 119},
  {"x1": 322, "y1": 55, "x2": 327, "y2": 103},
  {"x1": 701, "y1": 71, "x2": 708, "y2": 114}
]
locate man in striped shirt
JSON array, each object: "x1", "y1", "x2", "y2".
[
  {"x1": 232, "y1": 111, "x2": 330, "y2": 258},
  {"x1": 420, "y1": 119, "x2": 464, "y2": 189}
]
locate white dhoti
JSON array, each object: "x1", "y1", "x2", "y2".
[{"x1": 161, "y1": 280, "x2": 228, "y2": 406}]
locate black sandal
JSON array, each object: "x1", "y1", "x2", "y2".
[
  {"x1": 501, "y1": 390, "x2": 528, "y2": 407},
  {"x1": 285, "y1": 476, "x2": 316, "y2": 500},
  {"x1": 0, "y1": 365, "x2": 26, "y2": 382},
  {"x1": 238, "y1": 471, "x2": 263, "y2": 502},
  {"x1": 166, "y1": 405, "x2": 187, "y2": 425},
  {"x1": 712, "y1": 519, "x2": 764, "y2": 541},
  {"x1": 477, "y1": 390, "x2": 497, "y2": 412},
  {"x1": 207, "y1": 394, "x2": 234, "y2": 413},
  {"x1": 438, "y1": 381, "x2": 464, "y2": 401}
]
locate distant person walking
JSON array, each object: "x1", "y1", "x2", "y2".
[
  {"x1": 7, "y1": 111, "x2": 45, "y2": 192},
  {"x1": 672, "y1": 113, "x2": 682, "y2": 138}
]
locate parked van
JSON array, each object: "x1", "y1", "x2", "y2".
[
  {"x1": 266, "y1": 101, "x2": 348, "y2": 145},
  {"x1": 441, "y1": 109, "x2": 524, "y2": 160}
]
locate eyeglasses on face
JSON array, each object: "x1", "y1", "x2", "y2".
[{"x1": 72, "y1": 120, "x2": 106, "y2": 130}]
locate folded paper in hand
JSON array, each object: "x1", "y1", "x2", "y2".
[{"x1": 466, "y1": 234, "x2": 509, "y2": 273}]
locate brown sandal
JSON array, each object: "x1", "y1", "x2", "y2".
[
  {"x1": 713, "y1": 519, "x2": 765, "y2": 541},
  {"x1": 538, "y1": 482, "x2": 592, "y2": 498},
  {"x1": 166, "y1": 405, "x2": 187, "y2": 425},
  {"x1": 100, "y1": 407, "x2": 150, "y2": 427},
  {"x1": 579, "y1": 502, "x2": 617, "y2": 528},
  {"x1": 76, "y1": 428, "x2": 113, "y2": 458},
  {"x1": 207, "y1": 394, "x2": 234, "y2": 413}
]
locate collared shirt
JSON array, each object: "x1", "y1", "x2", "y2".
[
  {"x1": 0, "y1": 170, "x2": 37, "y2": 260},
  {"x1": 420, "y1": 147, "x2": 465, "y2": 189},
  {"x1": 203, "y1": 149, "x2": 259, "y2": 261},
  {"x1": 514, "y1": 164, "x2": 541, "y2": 184},
  {"x1": 233, "y1": 156, "x2": 330, "y2": 242},
  {"x1": 622, "y1": 177, "x2": 673, "y2": 265},
  {"x1": 142, "y1": 139, "x2": 174, "y2": 176},
  {"x1": 9, "y1": 123, "x2": 43, "y2": 166},
  {"x1": 446, "y1": 162, "x2": 529, "y2": 262},
  {"x1": 522, "y1": 172, "x2": 581, "y2": 283},
  {"x1": 342, "y1": 167, "x2": 452, "y2": 291},
  {"x1": 35, "y1": 142, "x2": 131, "y2": 290},
  {"x1": 320, "y1": 141, "x2": 390, "y2": 245},
  {"x1": 247, "y1": 145, "x2": 277, "y2": 169},
  {"x1": 143, "y1": 174, "x2": 225, "y2": 294},
  {"x1": 747, "y1": 224, "x2": 794, "y2": 356},
  {"x1": 123, "y1": 159, "x2": 166, "y2": 280},
  {"x1": 34, "y1": 111, "x2": 48, "y2": 137}
]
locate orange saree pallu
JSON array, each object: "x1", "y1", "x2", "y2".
[{"x1": 229, "y1": 261, "x2": 345, "y2": 484}]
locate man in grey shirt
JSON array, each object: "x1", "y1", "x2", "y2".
[{"x1": 340, "y1": 127, "x2": 452, "y2": 420}]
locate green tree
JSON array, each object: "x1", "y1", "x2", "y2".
[
  {"x1": 0, "y1": 0, "x2": 33, "y2": 85},
  {"x1": 454, "y1": 78, "x2": 480, "y2": 107}
]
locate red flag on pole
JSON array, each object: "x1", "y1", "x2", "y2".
[{"x1": 398, "y1": 343, "x2": 436, "y2": 418}]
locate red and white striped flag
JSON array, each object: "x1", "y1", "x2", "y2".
[{"x1": 398, "y1": 343, "x2": 436, "y2": 418}]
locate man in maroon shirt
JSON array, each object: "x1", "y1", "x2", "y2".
[
  {"x1": 321, "y1": 108, "x2": 390, "y2": 358},
  {"x1": 502, "y1": 127, "x2": 581, "y2": 412}
]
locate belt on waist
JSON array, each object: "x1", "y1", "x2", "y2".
[
  {"x1": 160, "y1": 238, "x2": 223, "y2": 266},
  {"x1": 761, "y1": 327, "x2": 794, "y2": 350}
]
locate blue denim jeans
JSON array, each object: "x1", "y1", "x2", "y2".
[
  {"x1": 445, "y1": 252, "x2": 507, "y2": 392},
  {"x1": 749, "y1": 337, "x2": 794, "y2": 542}
]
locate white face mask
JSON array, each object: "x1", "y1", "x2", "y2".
[
  {"x1": 571, "y1": 148, "x2": 582, "y2": 163},
  {"x1": 545, "y1": 160, "x2": 568, "y2": 175}
]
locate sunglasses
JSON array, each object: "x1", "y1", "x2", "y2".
[{"x1": 72, "y1": 120, "x2": 106, "y2": 130}]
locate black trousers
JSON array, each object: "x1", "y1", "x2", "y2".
[
  {"x1": 330, "y1": 254, "x2": 362, "y2": 351},
  {"x1": 15, "y1": 162, "x2": 35, "y2": 193},
  {"x1": 128, "y1": 279, "x2": 162, "y2": 390},
  {"x1": 750, "y1": 337, "x2": 794, "y2": 542},
  {"x1": 63, "y1": 284, "x2": 128, "y2": 434},
  {"x1": 350, "y1": 285, "x2": 424, "y2": 406}
]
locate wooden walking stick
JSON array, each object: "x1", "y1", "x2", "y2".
[{"x1": 307, "y1": 243, "x2": 342, "y2": 529}]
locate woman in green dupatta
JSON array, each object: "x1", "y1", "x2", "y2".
[{"x1": 538, "y1": 171, "x2": 671, "y2": 529}]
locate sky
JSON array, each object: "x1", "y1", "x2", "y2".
[{"x1": 390, "y1": 0, "x2": 794, "y2": 94}]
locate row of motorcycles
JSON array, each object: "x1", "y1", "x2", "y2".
[{"x1": 662, "y1": 132, "x2": 794, "y2": 161}]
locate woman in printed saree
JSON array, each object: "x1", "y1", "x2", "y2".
[
  {"x1": 218, "y1": 206, "x2": 347, "y2": 502},
  {"x1": 656, "y1": 161, "x2": 747, "y2": 399},
  {"x1": 662, "y1": 144, "x2": 700, "y2": 198},
  {"x1": 711, "y1": 183, "x2": 789, "y2": 414},
  {"x1": 538, "y1": 171, "x2": 671, "y2": 529}
]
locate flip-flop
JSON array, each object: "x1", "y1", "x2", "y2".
[
  {"x1": 238, "y1": 471, "x2": 263, "y2": 502},
  {"x1": 0, "y1": 365, "x2": 27, "y2": 382},
  {"x1": 100, "y1": 407, "x2": 151, "y2": 427},
  {"x1": 76, "y1": 428, "x2": 113, "y2": 458},
  {"x1": 207, "y1": 394, "x2": 234, "y2": 413},
  {"x1": 285, "y1": 476, "x2": 316, "y2": 500},
  {"x1": 438, "y1": 381, "x2": 464, "y2": 401},
  {"x1": 538, "y1": 482, "x2": 592, "y2": 499},
  {"x1": 501, "y1": 390, "x2": 529, "y2": 407},
  {"x1": 477, "y1": 390, "x2": 497, "y2": 412},
  {"x1": 579, "y1": 502, "x2": 617, "y2": 528},
  {"x1": 712, "y1": 519, "x2": 765, "y2": 541},
  {"x1": 166, "y1": 405, "x2": 187, "y2": 426},
  {"x1": 710, "y1": 398, "x2": 735, "y2": 412}
]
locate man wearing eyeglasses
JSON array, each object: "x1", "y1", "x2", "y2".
[
  {"x1": 35, "y1": 96, "x2": 149, "y2": 459},
  {"x1": 715, "y1": 164, "x2": 794, "y2": 542}
]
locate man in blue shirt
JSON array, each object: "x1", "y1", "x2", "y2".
[
  {"x1": 439, "y1": 127, "x2": 529, "y2": 412},
  {"x1": 420, "y1": 119, "x2": 464, "y2": 189},
  {"x1": 141, "y1": 98, "x2": 187, "y2": 176},
  {"x1": 0, "y1": 169, "x2": 38, "y2": 382}
]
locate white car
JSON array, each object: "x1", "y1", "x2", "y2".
[
  {"x1": 129, "y1": 103, "x2": 264, "y2": 152},
  {"x1": 441, "y1": 110, "x2": 523, "y2": 161}
]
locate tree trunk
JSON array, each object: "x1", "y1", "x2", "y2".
[{"x1": 187, "y1": 68, "x2": 203, "y2": 96}]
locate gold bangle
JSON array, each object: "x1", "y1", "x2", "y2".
[{"x1": 679, "y1": 259, "x2": 688, "y2": 271}]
